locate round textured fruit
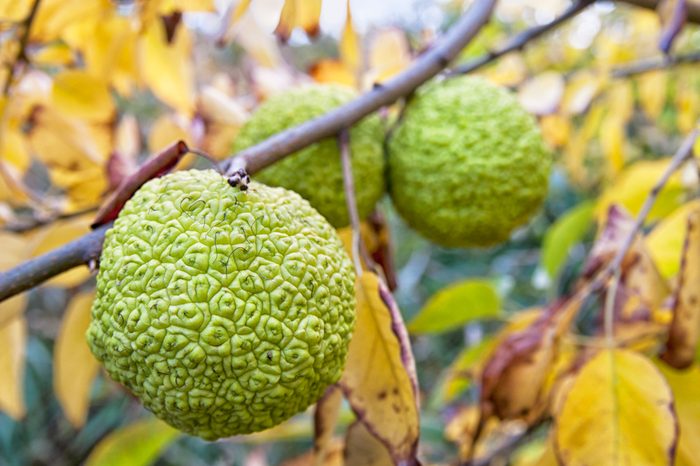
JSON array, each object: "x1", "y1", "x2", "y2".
[
  {"x1": 87, "y1": 169, "x2": 356, "y2": 440},
  {"x1": 387, "y1": 76, "x2": 552, "y2": 248},
  {"x1": 232, "y1": 85, "x2": 385, "y2": 228}
]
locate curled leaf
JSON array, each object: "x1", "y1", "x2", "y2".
[
  {"x1": 340, "y1": 272, "x2": 419, "y2": 464},
  {"x1": 661, "y1": 209, "x2": 700, "y2": 369},
  {"x1": 274, "y1": 0, "x2": 322, "y2": 42}
]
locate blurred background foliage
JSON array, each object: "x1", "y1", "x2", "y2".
[{"x1": 0, "y1": 0, "x2": 699, "y2": 464}]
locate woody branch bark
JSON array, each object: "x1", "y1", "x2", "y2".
[{"x1": 0, "y1": 0, "x2": 497, "y2": 302}]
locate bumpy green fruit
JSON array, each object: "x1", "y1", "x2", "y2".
[
  {"x1": 387, "y1": 76, "x2": 552, "y2": 248},
  {"x1": 87, "y1": 170, "x2": 355, "y2": 440},
  {"x1": 232, "y1": 85, "x2": 385, "y2": 228}
]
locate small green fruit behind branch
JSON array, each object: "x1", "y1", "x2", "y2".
[
  {"x1": 387, "y1": 75, "x2": 552, "y2": 248},
  {"x1": 232, "y1": 85, "x2": 386, "y2": 228}
]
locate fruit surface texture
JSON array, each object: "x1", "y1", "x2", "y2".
[
  {"x1": 87, "y1": 169, "x2": 356, "y2": 440},
  {"x1": 232, "y1": 85, "x2": 385, "y2": 228},
  {"x1": 388, "y1": 76, "x2": 552, "y2": 248}
]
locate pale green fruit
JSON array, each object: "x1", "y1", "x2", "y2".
[
  {"x1": 232, "y1": 85, "x2": 385, "y2": 228},
  {"x1": 387, "y1": 76, "x2": 552, "y2": 248},
  {"x1": 87, "y1": 169, "x2": 356, "y2": 440}
]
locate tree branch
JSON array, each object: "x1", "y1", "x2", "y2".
[
  {"x1": 448, "y1": 0, "x2": 594, "y2": 76},
  {"x1": 3, "y1": 0, "x2": 41, "y2": 95},
  {"x1": 617, "y1": 0, "x2": 700, "y2": 24},
  {"x1": 611, "y1": 50, "x2": 700, "y2": 78},
  {"x1": 0, "y1": 0, "x2": 497, "y2": 303}
]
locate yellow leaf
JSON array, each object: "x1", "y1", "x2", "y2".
[
  {"x1": 517, "y1": 72, "x2": 564, "y2": 116},
  {"x1": 0, "y1": 315, "x2": 26, "y2": 420},
  {"x1": 31, "y1": 215, "x2": 92, "y2": 287},
  {"x1": 340, "y1": 273, "x2": 419, "y2": 463},
  {"x1": 596, "y1": 159, "x2": 686, "y2": 224},
  {"x1": 232, "y1": 0, "x2": 251, "y2": 23},
  {"x1": 158, "y1": 0, "x2": 215, "y2": 13},
  {"x1": 638, "y1": 71, "x2": 668, "y2": 119},
  {"x1": 0, "y1": 231, "x2": 31, "y2": 326},
  {"x1": 657, "y1": 363, "x2": 700, "y2": 466},
  {"x1": 31, "y1": 0, "x2": 111, "y2": 43},
  {"x1": 85, "y1": 417, "x2": 180, "y2": 466},
  {"x1": 274, "y1": 0, "x2": 322, "y2": 42},
  {"x1": 227, "y1": 11, "x2": 282, "y2": 68},
  {"x1": 647, "y1": 200, "x2": 700, "y2": 278},
  {"x1": 676, "y1": 74, "x2": 700, "y2": 134},
  {"x1": 115, "y1": 114, "x2": 141, "y2": 163},
  {"x1": 561, "y1": 71, "x2": 606, "y2": 115},
  {"x1": 198, "y1": 86, "x2": 248, "y2": 127},
  {"x1": 555, "y1": 349, "x2": 677, "y2": 466},
  {"x1": 599, "y1": 113, "x2": 626, "y2": 175},
  {"x1": 0, "y1": 0, "x2": 32, "y2": 21},
  {"x1": 1, "y1": 126, "x2": 30, "y2": 173},
  {"x1": 147, "y1": 113, "x2": 195, "y2": 169},
  {"x1": 344, "y1": 421, "x2": 393, "y2": 466},
  {"x1": 660, "y1": 209, "x2": 700, "y2": 369},
  {"x1": 51, "y1": 70, "x2": 115, "y2": 122},
  {"x1": 481, "y1": 54, "x2": 527, "y2": 87},
  {"x1": 76, "y1": 15, "x2": 139, "y2": 97},
  {"x1": 310, "y1": 60, "x2": 357, "y2": 87},
  {"x1": 564, "y1": 102, "x2": 604, "y2": 185},
  {"x1": 539, "y1": 114, "x2": 571, "y2": 149},
  {"x1": 54, "y1": 291, "x2": 99, "y2": 428},
  {"x1": 340, "y1": 1, "x2": 360, "y2": 72},
  {"x1": 29, "y1": 106, "x2": 106, "y2": 168},
  {"x1": 30, "y1": 42, "x2": 76, "y2": 66},
  {"x1": 139, "y1": 20, "x2": 195, "y2": 114},
  {"x1": 364, "y1": 29, "x2": 411, "y2": 86}
]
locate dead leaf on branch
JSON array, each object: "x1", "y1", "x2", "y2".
[
  {"x1": 344, "y1": 421, "x2": 394, "y2": 466},
  {"x1": 274, "y1": 0, "x2": 322, "y2": 43},
  {"x1": 339, "y1": 272, "x2": 420, "y2": 465},
  {"x1": 479, "y1": 295, "x2": 582, "y2": 422},
  {"x1": 661, "y1": 207, "x2": 700, "y2": 369}
]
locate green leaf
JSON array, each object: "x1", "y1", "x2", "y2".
[
  {"x1": 541, "y1": 200, "x2": 595, "y2": 279},
  {"x1": 408, "y1": 280, "x2": 500, "y2": 334},
  {"x1": 85, "y1": 417, "x2": 180, "y2": 466}
]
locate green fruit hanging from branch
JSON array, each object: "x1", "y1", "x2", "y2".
[
  {"x1": 232, "y1": 85, "x2": 386, "y2": 228},
  {"x1": 387, "y1": 75, "x2": 552, "y2": 248},
  {"x1": 87, "y1": 169, "x2": 356, "y2": 440}
]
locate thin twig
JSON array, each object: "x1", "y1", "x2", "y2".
[
  {"x1": 0, "y1": 0, "x2": 498, "y2": 303},
  {"x1": 585, "y1": 127, "x2": 699, "y2": 336},
  {"x1": 3, "y1": 0, "x2": 41, "y2": 96},
  {"x1": 617, "y1": 0, "x2": 700, "y2": 24},
  {"x1": 448, "y1": 0, "x2": 594, "y2": 76},
  {"x1": 338, "y1": 129, "x2": 364, "y2": 277},
  {"x1": 2, "y1": 206, "x2": 99, "y2": 233},
  {"x1": 611, "y1": 51, "x2": 700, "y2": 78}
]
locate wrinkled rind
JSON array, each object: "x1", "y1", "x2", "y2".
[
  {"x1": 387, "y1": 76, "x2": 552, "y2": 248},
  {"x1": 87, "y1": 170, "x2": 356, "y2": 440},
  {"x1": 232, "y1": 85, "x2": 385, "y2": 228}
]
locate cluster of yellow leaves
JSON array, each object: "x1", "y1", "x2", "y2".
[{"x1": 438, "y1": 192, "x2": 700, "y2": 464}]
